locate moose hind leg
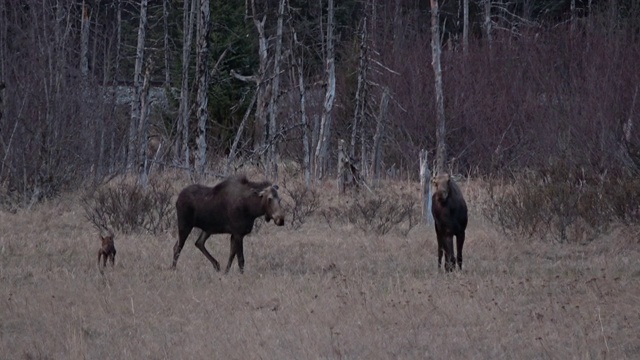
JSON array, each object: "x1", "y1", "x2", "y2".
[
  {"x1": 195, "y1": 231, "x2": 220, "y2": 271},
  {"x1": 456, "y1": 232, "x2": 465, "y2": 270},
  {"x1": 172, "y1": 225, "x2": 193, "y2": 269}
]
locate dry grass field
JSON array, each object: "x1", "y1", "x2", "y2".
[{"x1": 1, "y1": 176, "x2": 639, "y2": 359}]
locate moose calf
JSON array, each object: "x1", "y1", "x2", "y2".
[{"x1": 98, "y1": 231, "x2": 116, "y2": 268}]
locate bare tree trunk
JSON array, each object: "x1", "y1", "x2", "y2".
[
  {"x1": 175, "y1": 0, "x2": 196, "y2": 166},
  {"x1": 351, "y1": 16, "x2": 368, "y2": 158},
  {"x1": 371, "y1": 87, "x2": 389, "y2": 182},
  {"x1": 294, "y1": 47, "x2": 311, "y2": 186},
  {"x1": 195, "y1": 0, "x2": 210, "y2": 174},
  {"x1": 80, "y1": 1, "x2": 90, "y2": 79},
  {"x1": 420, "y1": 149, "x2": 433, "y2": 224},
  {"x1": 337, "y1": 139, "x2": 346, "y2": 193},
  {"x1": 114, "y1": 0, "x2": 122, "y2": 82},
  {"x1": 109, "y1": 0, "x2": 123, "y2": 172},
  {"x1": 314, "y1": 0, "x2": 336, "y2": 181},
  {"x1": 251, "y1": 0, "x2": 269, "y2": 153},
  {"x1": 430, "y1": 0, "x2": 446, "y2": 174},
  {"x1": 163, "y1": 0, "x2": 171, "y2": 87},
  {"x1": 484, "y1": 0, "x2": 492, "y2": 48},
  {"x1": 138, "y1": 61, "x2": 152, "y2": 186},
  {"x1": 0, "y1": 1, "x2": 6, "y2": 84},
  {"x1": 266, "y1": 0, "x2": 286, "y2": 181},
  {"x1": 463, "y1": 0, "x2": 469, "y2": 55},
  {"x1": 92, "y1": 2, "x2": 102, "y2": 80},
  {"x1": 128, "y1": 0, "x2": 148, "y2": 172}
]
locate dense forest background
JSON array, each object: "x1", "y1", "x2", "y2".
[{"x1": 1, "y1": 0, "x2": 640, "y2": 203}]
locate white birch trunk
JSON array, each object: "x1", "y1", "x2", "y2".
[
  {"x1": 163, "y1": 0, "x2": 171, "y2": 87},
  {"x1": 430, "y1": 0, "x2": 446, "y2": 174},
  {"x1": 128, "y1": 0, "x2": 148, "y2": 172},
  {"x1": 351, "y1": 16, "x2": 368, "y2": 158},
  {"x1": 420, "y1": 149, "x2": 433, "y2": 224},
  {"x1": 195, "y1": 0, "x2": 210, "y2": 174},
  {"x1": 266, "y1": 0, "x2": 286, "y2": 180},
  {"x1": 175, "y1": 0, "x2": 196, "y2": 166},
  {"x1": 252, "y1": 3, "x2": 268, "y2": 152},
  {"x1": 463, "y1": 0, "x2": 469, "y2": 55},
  {"x1": 295, "y1": 47, "x2": 311, "y2": 186},
  {"x1": 314, "y1": 0, "x2": 336, "y2": 181}
]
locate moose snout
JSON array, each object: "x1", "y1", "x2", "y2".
[{"x1": 274, "y1": 215, "x2": 285, "y2": 226}]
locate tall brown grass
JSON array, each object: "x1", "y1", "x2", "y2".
[{"x1": 0, "y1": 174, "x2": 638, "y2": 359}]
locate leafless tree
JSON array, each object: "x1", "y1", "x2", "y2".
[
  {"x1": 80, "y1": 1, "x2": 90, "y2": 79},
  {"x1": 463, "y1": 0, "x2": 469, "y2": 55},
  {"x1": 291, "y1": 27, "x2": 311, "y2": 186},
  {"x1": 163, "y1": 0, "x2": 171, "y2": 87},
  {"x1": 138, "y1": 60, "x2": 152, "y2": 186},
  {"x1": 314, "y1": 0, "x2": 336, "y2": 180},
  {"x1": 430, "y1": 0, "x2": 446, "y2": 174},
  {"x1": 195, "y1": 0, "x2": 211, "y2": 174},
  {"x1": 351, "y1": 16, "x2": 368, "y2": 159},
  {"x1": 127, "y1": 0, "x2": 148, "y2": 171},
  {"x1": 174, "y1": 0, "x2": 196, "y2": 166},
  {"x1": 484, "y1": 0, "x2": 492, "y2": 48},
  {"x1": 251, "y1": 0, "x2": 269, "y2": 152},
  {"x1": 266, "y1": 0, "x2": 286, "y2": 181}
]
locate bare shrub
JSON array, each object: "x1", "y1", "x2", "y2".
[
  {"x1": 81, "y1": 179, "x2": 175, "y2": 235},
  {"x1": 484, "y1": 163, "x2": 640, "y2": 243},
  {"x1": 324, "y1": 186, "x2": 418, "y2": 236},
  {"x1": 280, "y1": 182, "x2": 320, "y2": 230}
]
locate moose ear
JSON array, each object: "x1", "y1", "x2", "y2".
[{"x1": 272, "y1": 184, "x2": 279, "y2": 190}]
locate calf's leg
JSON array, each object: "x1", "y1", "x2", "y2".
[{"x1": 195, "y1": 231, "x2": 220, "y2": 271}]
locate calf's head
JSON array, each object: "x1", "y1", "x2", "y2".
[
  {"x1": 260, "y1": 185, "x2": 285, "y2": 226},
  {"x1": 100, "y1": 232, "x2": 114, "y2": 247},
  {"x1": 432, "y1": 173, "x2": 452, "y2": 203}
]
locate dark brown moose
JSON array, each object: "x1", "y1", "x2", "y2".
[
  {"x1": 98, "y1": 231, "x2": 116, "y2": 268},
  {"x1": 171, "y1": 175, "x2": 285, "y2": 273},
  {"x1": 431, "y1": 173, "x2": 468, "y2": 272}
]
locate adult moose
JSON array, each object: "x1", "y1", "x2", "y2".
[
  {"x1": 171, "y1": 175, "x2": 285, "y2": 273},
  {"x1": 431, "y1": 173, "x2": 468, "y2": 272}
]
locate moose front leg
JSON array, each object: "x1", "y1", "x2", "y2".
[
  {"x1": 194, "y1": 231, "x2": 221, "y2": 271},
  {"x1": 225, "y1": 234, "x2": 245, "y2": 274}
]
